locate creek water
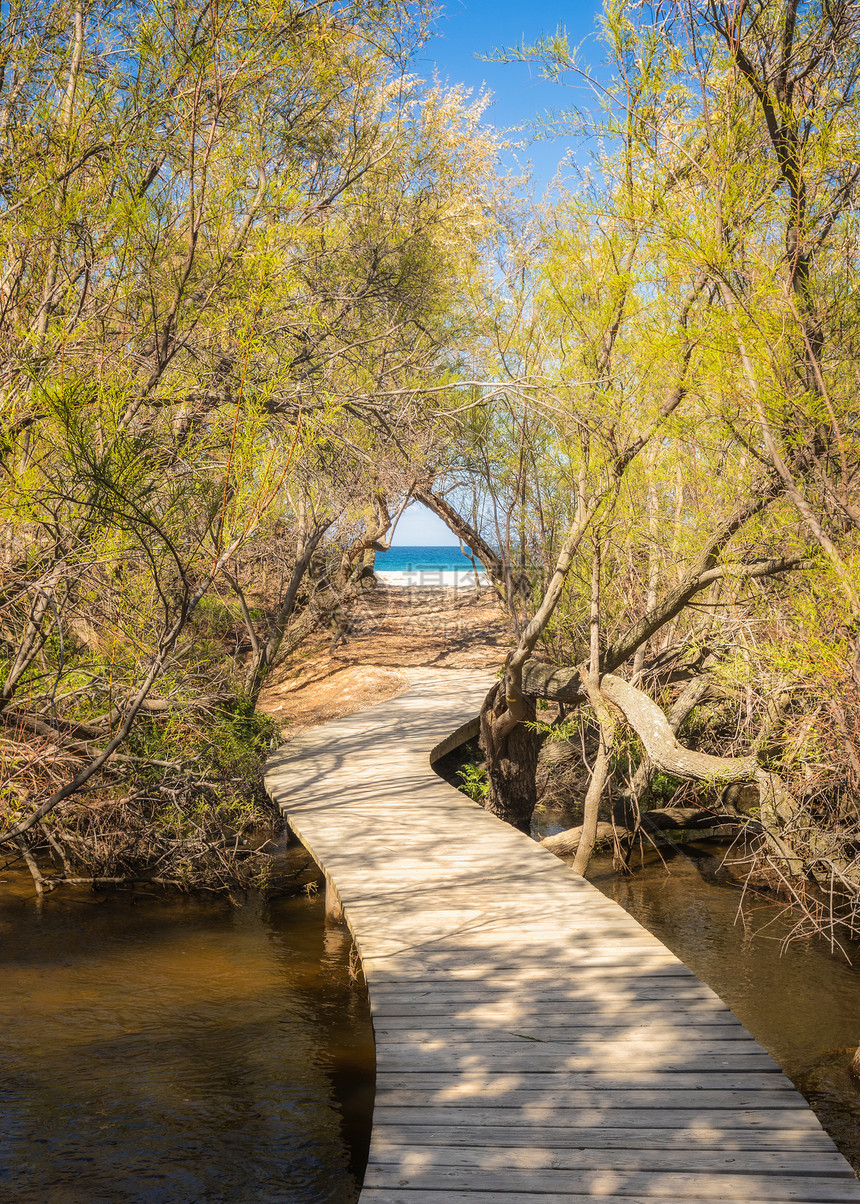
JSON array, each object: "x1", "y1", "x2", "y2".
[
  {"x1": 0, "y1": 872, "x2": 374, "y2": 1203},
  {"x1": 4, "y1": 839, "x2": 860, "y2": 1199},
  {"x1": 586, "y1": 842, "x2": 860, "y2": 1171}
]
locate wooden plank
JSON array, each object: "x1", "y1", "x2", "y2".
[
  {"x1": 360, "y1": 1194, "x2": 857, "y2": 1204},
  {"x1": 363, "y1": 1166, "x2": 860, "y2": 1200},
  {"x1": 373, "y1": 1025, "x2": 755, "y2": 1043},
  {"x1": 365, "y1": 960, "x2": 697, "y2": 978},
  {"x1": 374, "y1": 1088, "x2": 807, "y2": 1108},
  {"x1": 378, "y1": 991, "x2": 718, "y2": 1009},
  {"x1": 370, "y1": 1105, "x2": 826, "y2": 1130},
  {"x1": 363, "y1": 959, "x2": 697, "y2": 977},
  {"x1": 373, "y1": 1011, "x2": 745, "y2": 1027},
  {"x1": 374, "y1": 1069, "x2": 808, "y2": 1092},
  {"x1": 374, "y1": 1048, "x2": 779, "y2": 1072},
  {"x1": 374, "y1": 1036, "x2": 773, "y2": 1055},
  {"x1": 368, "y1": 1140, "x2": 852, "y2": 1174},
  {"x1": 374, "y1": 1021, "x2": 750, "y2": 1038},
  {"x1": 264, "y1": 670, "x2": 860, "y2": 1203},
  {"x1": 370, "y1": 1123, "x2": 834, "y2": 1151},
  {"x1": 368, "y1": 984, "x2": 723, "y2": 1004},
  {"x1": 368, "y1": 990, "x2": 728, "y2": 1009}
]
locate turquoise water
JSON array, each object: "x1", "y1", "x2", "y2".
[{"x1": 377, "y1": 545, "x2": 484, "y2": 572}]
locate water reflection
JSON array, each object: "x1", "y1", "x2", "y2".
[{"x1": 0, "y1": 873, "x2": 374, "y2": 1203}]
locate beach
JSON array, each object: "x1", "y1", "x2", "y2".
[{"x1": 375, "y1": 567, "x2": 488, "y2": 590}]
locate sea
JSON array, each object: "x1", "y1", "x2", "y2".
[{"x1": 375, "y1": 545, "x2": 483, "y2": 572}]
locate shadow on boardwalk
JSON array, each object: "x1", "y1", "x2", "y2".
[{"x1": 266, "y1": 665, "x2": 860, "y2": 1202}]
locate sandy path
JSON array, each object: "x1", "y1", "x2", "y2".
[{"x1": 257, "y1": 585, "x2": 509, "y2": 736}]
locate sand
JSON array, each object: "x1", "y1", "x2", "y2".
[
  {"x1": 257, "y1": 584, "x2": 508, "y2": 736},
  {"x1": 375, "y1": 568, "x2": 488, "y2": 590}
]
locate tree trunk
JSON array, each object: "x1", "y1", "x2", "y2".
[
  {"x1": 479, "y1": 681, "x2": 540, "y2": 833},
  {"x1": 542, "y1": 810, "x2": 749, "y2": 860},
  {"x1": 542, "y1": 821, "x2": 616, "y2": 858},
  {"x1": 572, "y1": 724, "x2": 613, "y2": 875},
  {"x1": 596, "y1": 673, "x2": 805, "y2": 876},
  {"x1": 412, "y1": 486, "x2": 510, "y2": 585}
]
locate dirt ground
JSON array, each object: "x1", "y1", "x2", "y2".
[{"x1": 257, "y1": 584, "x2": 510, "y2": 736}]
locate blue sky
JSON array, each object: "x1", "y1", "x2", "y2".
[
  {"x1": 394, "y1": 1, "x2": 604, "y2": 546},
  {"x1": 421, "y1": 0, "x2": 606, "y2": 187},
  {"x1": 392, "y1": 505, "x2": 460, "y2": 546}
]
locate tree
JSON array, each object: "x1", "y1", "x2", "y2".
[
  {"x1": 0, "y1": 0, "x2": 501, "y2": 882},
  {"x1": 437, "y1": 0, "x2": 857, "y2": 912}
]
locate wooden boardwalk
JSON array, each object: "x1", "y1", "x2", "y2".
[{"x1": 265, "y1": 669, "x2": 860, "y2": 1203}]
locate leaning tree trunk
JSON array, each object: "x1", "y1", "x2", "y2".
[
  {"x1": 572, "y1": 721, "x2": 614, "y2": 875},
  {"x1": 479, "y1": 681, "x2": 541, "y2": 833},
  {"x1": 597, "y1": 674, "x2": 805, "y2": 876}
]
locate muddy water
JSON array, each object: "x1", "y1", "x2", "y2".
[
  {"x1": 586, "y1": 844, "x2": 860, "y2": 1171},
  {"x1": 6, "y1": 838, "x2": 860, "y2": 1200},
  {"x1": 0, "y1": 872, "x2": 374, "y2": 1203}
]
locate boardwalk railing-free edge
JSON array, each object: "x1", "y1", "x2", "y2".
[{"x1": 265, "y1": 669, "x2": 860, "y2": 1203}]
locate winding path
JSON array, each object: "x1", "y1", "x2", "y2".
[{"x1": 265, "y1": 668, "x2": 860, "y2": 1203}]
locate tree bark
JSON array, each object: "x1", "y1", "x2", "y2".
[
  {"x1": 596, "y1": 674, "x2": 804, "y2": 874},
  {"x1": 543, "y1": 821, "x2": 616, "y2": 858},
  {"x1": 572, "y1": 728, "x2": 613, "y2": 875},
  {"x1": 480, "y1": 681, "x2": 540, "y2": 833},
  {"x1": 571, "y1": 539, "x2": 615, "y2": 875},
  {"x1": 542, "y1": 811, "x2": 744, "y2": 859}
]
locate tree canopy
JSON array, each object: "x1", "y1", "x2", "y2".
[{"x1": 2, "y1": 0, "x2": 859, "y2": 932}]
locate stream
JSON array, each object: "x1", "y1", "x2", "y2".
[
  {"x1": 586, "y1": 841, "x2": 860, "y2": 1172},
  {"x1": 3, "y1": 835, "x2": 860, "y2": 1198},
  {"x1": 0, "y1": 871, "x2": 374, "y2": 1203}
]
